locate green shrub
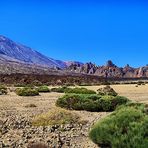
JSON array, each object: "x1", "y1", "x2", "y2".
[
  {"x1": 65, "y1": 87, "x2": 96, "y2": 94},
  {"x1": 16, "y1": 87, "x2": 39, "y2": 96},
  {"x1": 97, "y1": 85, "x2": 118, "y2": 96},
  {"x1": 25, "y1": 104, "x2": 37, "y2": 108},
  {"x1": 50, "y1": 86, "x2": 69, "y2": 93},
  {"x1": 0, "y1": 85, "x2": 8, "y2": 95},
  {"x1": 99, "y1": 96, "x2": 113, "y2": 111},
  {"x1": 89, "y1": 106, "x2": 148, "y2": 148},
  {"x1": 79, "y1": 83, "x2": 93, "y2": 86},
  {"x1": 56, "y1": 94, "x2": 128, "y2": 112},
  {"x1": 37, "y1": 85, "x2": 50, "y2": 93},
  {"x1": 98, "y1": 96, "x2": 128, "y2": 111},
  {"x1": 51, "y1": 87, "x2": 96, "y2": 94}
]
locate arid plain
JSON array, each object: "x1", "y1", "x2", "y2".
[{"x1": 0, "y1": 84, "x2": 148, "y2": 147}]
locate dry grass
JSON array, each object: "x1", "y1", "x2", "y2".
[
  {"x1": 84, "y1": 84, "x2": 148, "y2": 104},
  {"x1": 32, "y1": 107, "x2": 83, "y2": 126}
]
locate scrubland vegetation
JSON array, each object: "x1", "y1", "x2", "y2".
[
  {"x1": 37, "y1": 85, "x2": 50, "y2": 93},
  {"x1": 0, "y1": 85, "x2": 8, "y2": 95},
  {"x1": 56, "y1": 94, "x2": 128, "y2": 112},
  {"x1": 15, "y1": 87, "x2": 39, "y2": 96}
]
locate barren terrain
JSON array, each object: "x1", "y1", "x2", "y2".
[{"x1": 0, "y1": 84, "x2": 148, "y2": 147}]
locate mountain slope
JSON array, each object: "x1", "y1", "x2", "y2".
[{"x1": 0, "y1": 35, "x2": 66, "y2": 69}]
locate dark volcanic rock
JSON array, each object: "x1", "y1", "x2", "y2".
[{"x1": 106, "y1": 60, "x2": 116, "y2": 67}]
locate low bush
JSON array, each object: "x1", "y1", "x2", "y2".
[
  {"x1": 97, "y1": 96, "x2": 128, "y2": 111},
  {"x1": 137, "y1": 81, "x2": 145, "y2": 85},
  {"x1": 16, "y1": 87, "x2": 39, "y2": 96},
  {"x1": 27, "y1": 143, "x2": 48, "y2": 148},
  {"x1": 25, "y1": 104, "x2": 37, "y2": 108},
  {"x1": 97, "y1": 85, "x2": 118, "y2": 96},
  {"x1": 50, "y1": 86, "x2": 69, "y2": 93},
  {"x1": 89, "y1": 105, "x2": 148, "y2": 148},
  {"x1": 37, "y1": 85, "x2": 50, "y2": 93},
  {"x1": 32, "y1": 108, "x2": 82, "y2": 126},
  {"x1": 56, "y1": 94, "x2": 128, "y2": 112},
  {"x1": 79, "y1": 83, "x2": 93, "y2": 86},
  {"x1": 0, "y1": 85, "x2": 8, "y2": 95}
]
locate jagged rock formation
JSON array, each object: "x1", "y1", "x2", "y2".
[
  {"x1": 67, "y1": 62, "x2": 98, "y2": 74},
  {"x1": 67, "y1": 60, "x2": 148, "y2": 78}
]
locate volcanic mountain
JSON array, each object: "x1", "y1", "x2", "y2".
[{"x1": 0, "y1": 35, "x2": 66, "y2": 69}]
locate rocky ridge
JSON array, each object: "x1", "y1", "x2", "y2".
[{"x1": 67, "y1": 60, "x2": 148, "y2": 78}]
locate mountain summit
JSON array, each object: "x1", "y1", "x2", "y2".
[{"x1": 0, "y1": 35, "x2": 66, "y2": 69}]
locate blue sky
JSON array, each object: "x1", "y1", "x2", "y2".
[{"x1": 0, "y1": 0, "x2": 148, "y2": 67}]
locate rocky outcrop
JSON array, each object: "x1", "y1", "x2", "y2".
[
  {"x1": 67, "y1": 62, "x2": 98, "y2": 75},
  {"x1": 67, "y1": 61, "x2": 148, "y2": 78}
]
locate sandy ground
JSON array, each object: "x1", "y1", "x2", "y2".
[
  {"x1": 0, "y1": 91, "x2": 107, "y2": 147},
  {"x1": 84, "y1": 84, "x2": 148, "y2": 104},
  {"x1": 0, "y1": 84, "x2": 148, "y2": 147}
]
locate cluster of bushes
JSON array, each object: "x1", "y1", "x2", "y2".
[
  {"x1": 32, "y1": 108, "x2": 83, "y2": 126},
  {"x1": 15, "y1": 85, "x2": 96, "y2": 96},
  {"x1": 51, "y1": 86, "x2": 96, "y2": 94},
  {"x1": 137, "y1": 81, "x2": 146, "y2": 85},
  {"x1": 56, "y1": 94, "x2": 129, "y2": 112},
  {"x1": 50, "y1": 86, "x2": 68, "y2": 93},
  {"x1": 16, "y1": 87, "x2": 39, "y2": 96},
  {"x1": 89, "y1": 103, "x2": 148, "y2": 147},
  {"x1": 37, "y1": 85, "x2": 50, "y2": 93},
  {"x1": 0, "y1": 85, "x2": 8, "y2": 95},
  {"x1": 15, "y1": 85, "x2": 51, "y2": 96}
]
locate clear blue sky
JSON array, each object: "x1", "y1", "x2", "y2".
[{"x1": 0, "y1": 0, "x2": 148, "y2": 67}]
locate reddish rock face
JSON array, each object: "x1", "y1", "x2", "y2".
[{"x1": 67, "y1": 61, "x2": 148, "y2": 78}]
